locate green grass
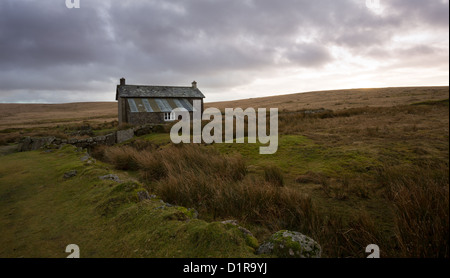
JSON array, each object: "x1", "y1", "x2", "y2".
[
  {"x1": 208, "y1": 134, "x2": 379, "y2": 177},
  {"x1": 136, "y1": 133, "x2": 172, "y2": 146},
  {"x1": 0, "y1": 146, "x2": 260, "y2": 258},
  {"x1": 132, "y1": 105, "x2": 448, "y2": 258},
  {"x1": 92, "y1": 128, "x2": 117, "y2": 136},
  {"x1": 2, "y1": 96, "x2": 447, "y2": 258},
  {"x1": 134, "y1": 133, "x2": 398, "y2": 256}
]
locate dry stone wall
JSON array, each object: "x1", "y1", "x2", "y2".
[{"x1": 17, "y1": 125, "x2": 162, "y2": 152}]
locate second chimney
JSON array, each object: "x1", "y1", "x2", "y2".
[
  {"x1": 120, "y1": 78, "x2": 126, "y2": 86},
  {"x1": 191, "y1": 80, "x2": 197, "y2": 89}
]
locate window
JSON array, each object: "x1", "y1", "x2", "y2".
[
  {"x1": 127, "y1": 99, "x2": 138, "y2": 112},
  {"x1": 164, "y1": 112, "x2": 175, "y2": 121}
]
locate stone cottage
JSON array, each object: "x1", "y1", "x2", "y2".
[{"x1": 115, "y1": 78, "x2": 205, "y2": 125}]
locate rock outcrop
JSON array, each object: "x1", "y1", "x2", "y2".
[
  {"x1": 257, "y1": 230, "x2": 322, "y2": 258},
  {"x1": 63, "y1": 170, "x2": 78, "y2": 179},
  {"x1": 99, "y1": 174, "x2": 121, "y2": 183}
]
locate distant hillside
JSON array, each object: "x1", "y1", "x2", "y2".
[
  {"x1": 0, "y1": 85, "x2": 448, "y2": 258},
  {"x1": 205, "y1": 86, "x2": 449, "y2": 111},
  {"x1": 0, "y1": 86, "x2": 447, "y2": 129},
  {"x1": 0, "y1": 102, "x2": 117, "y2": 129}
]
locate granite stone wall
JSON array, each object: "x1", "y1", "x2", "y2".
[{"x1": 17, "y1": 124, "x2": 163, "y2": 152}]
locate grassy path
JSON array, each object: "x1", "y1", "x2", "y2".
[{"x1": 0, "y1": 146, "x2": 260, "y2": 258}]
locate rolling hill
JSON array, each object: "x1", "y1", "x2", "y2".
[{"x1": 0, "y1": 86, "x2": 448, "y2": 130}]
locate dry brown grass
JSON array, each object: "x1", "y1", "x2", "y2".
[
  {"x1": 262, "y1": 164, "x2": 285, "y2": 187},
  {"x1": 379, "y1": 162, "x2": 449, "y2": 257},
  {"x1": 88, "y1": 91, "x2": 448, "y2": 257},
  {"x1": 102, "y1": 145, "x2": 140, "y2": 171},
  {"x1": 274, "y1": 98, "x2": 449, "y2": 257},
  {"x1": 92, "y1": 143, "x2": 318, "y2": 233},
  {"x1": 0, "y1": 102, "x2": 116, "y2": 129},
  {"x1": 3, "y1": 86, "x2": 448, "y2": 257},
  {"x1": 278, "y1": 101, "x2": 449, "y2": 150},
  {"x1": 93, "y1": 143, "x2": 401, "y2": 257},
  {"x1": 1, "y1": 86, "x2": 446, "y2": 131},
  {"x1": 206, "y1": 86, "x2": 448, "y2": 112}
]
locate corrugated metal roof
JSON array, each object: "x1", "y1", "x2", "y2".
[
  {"x1": 141, "y1": 99, "x2": 153, "y2": 112},
  {"x1": 155, "y1": 98, "x2": 172, "y2": 112},
  {"x1": 128, "y1": 99, "x2": 138, "y2": 112},
  {"x1": 127, "y1": 98, "x2": 194, "y2": 113},
  {"x1": 117, "y1": 85, "x2": 205, "y2": 99},
  {"x1": 179, "y1": 98, "x2": 195, "y2": 111}
]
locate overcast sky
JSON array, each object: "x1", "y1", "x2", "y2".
[{"x1": 0, "y1": 0, "x2": 448, "y2": 103}]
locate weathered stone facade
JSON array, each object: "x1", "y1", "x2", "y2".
[
  {"x1": 127, "y1": 110, "x2": 164, "y2": 125},
  {"x1": 116, "y1": 79, "x2": 205, "y2": 125},
  {"x1": 116, "y1": 128, "x2": 134, "y2": 144},
  {"x1": 126, "y1": 109, "x2": 197, "y2": 126}
]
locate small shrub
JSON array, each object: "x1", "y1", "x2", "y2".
[
  {"x1": 379, "y1": 162, "x2": 449, "y2": 257},
  {"x1": 263, "y1": 164, "x2": 284, "y2": 187},
  {"x1": 0, "y1": 133, "x2": 20, "y2": 145},
  {"x1": 331, "y1": 183, "x2": 349, "y2": 200},
  {"x1": 350, "y1": 182, "x2": 370, "y2": 199},
  {"x1": 295, "y1": 171, "x2": 327, "y2": 184},
  {"x1": 153, "y1": 124, "x2": 166, "y2": 133},
  {"x1": 103, "y1": 145, "x2": 139, "y2": 171},
  {"x1": 134, "y1": 151, "x2": 167, "y2": 182},
  {"x1": 90, "y1": 145, "x2": 108, "y2": 161},
  {"x1": 129, "y1": 138, "x2": 157, "y2": 151},
  {"x1": 317, "y1": 210, "x2": 386, "y2": 258}
]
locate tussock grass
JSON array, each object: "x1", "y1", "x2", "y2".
[
  {"x1": 0, "y1": 147, "x2": 260, "y2": 258},
  {"x1": 378, "y1": 162, "x2": 449, "y2": 257},
  {"x1": 134, "y1": 151, "x2": 167, "y2": 182},
  {"x1": 94, "y1": 144, "x2": 319, "y2": 235},
  {"x1": 155, "y1": 171, "x2": 318, "y2": 234},
  {"x1": 2, "y1": 88, "x2": 448, "y2": 258},
  {"x1": 277, "y1": 103, "x2": 448, "y2": 141},
  {"x1": 317, "y1": 210, "x2": 387, "y2": 258},
  {"x1": 102, "y1": 145, "x2": 140, "y2": 171},
  {"x1": 262, "y1": 164, "x2": 285, "y2": 187},
  {"x1": 94, "y1": 143, "x2": 398, "y2": 257},
  {"x1": 295, "y1": 171, "x2": 327, "y2": 184},
  {"x1": 93, "y1": 92, "x2": 448, "y2": 258}
]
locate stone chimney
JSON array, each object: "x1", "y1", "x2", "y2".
[
  {"x1": 191, "y1": 80, "x2": 197, "y2": 89},
  {"x1": 120, "y1": 78, "x2": 126, "y2": 86}
]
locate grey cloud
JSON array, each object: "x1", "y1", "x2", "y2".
[
  {"x1": 108, "y1": 0, "x2": 356, "y2": 75},
  {"x1": 385, "y1": 0, "x2": 449, "y2": 28},
  {"x1": 0, "y1": 0, "x2": 448, "y2": 103},
  {"x1": 0, "y1": 1, "x2": 116, "y2": 70},
  {"x1": 286, "y1": 44, "x2": 332, "y2": 67}
]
